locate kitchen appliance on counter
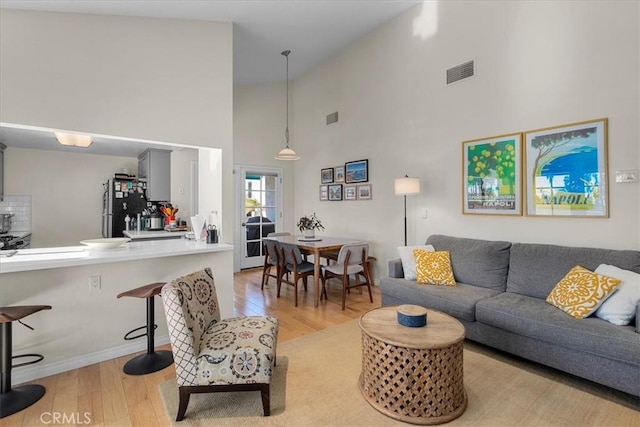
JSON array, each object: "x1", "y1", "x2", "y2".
[
  {"x1": 102, "y1": 178, "x2": 150, "y2": 238},
  {"x1": 0, "y1": 232, "x2": 31, "y2": 250}
]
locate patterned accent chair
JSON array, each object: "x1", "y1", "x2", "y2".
[{"x1": 162, "y1": 268, "x2": 278, "y2": 421}]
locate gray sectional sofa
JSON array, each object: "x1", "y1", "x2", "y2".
[{"x1": 379, "y1": 234, "x2": 640, "y2": 397}]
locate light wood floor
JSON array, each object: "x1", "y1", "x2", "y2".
[{"x1": 1, "y1": 268, "x2": 381, "y2": 427}]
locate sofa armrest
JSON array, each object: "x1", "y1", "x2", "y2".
[{"x1": 388, "y1": 258, "x2": 404, "y2": 278}]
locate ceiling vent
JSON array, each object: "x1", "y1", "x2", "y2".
[
  {"x1": 446, "y1": 60, "x2": 474, "y2": 85},
  {"x1": 326, "y1": 111, "x2": 339, "y2": 125}
]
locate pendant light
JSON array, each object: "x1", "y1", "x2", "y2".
[{"x1": 275, "y1": 49, "x2": 300, "y2": 160}]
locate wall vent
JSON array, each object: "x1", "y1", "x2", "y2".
[
  {"x1": 326, "y1": 111, "x2": 339, "y2": 125},
  {"x1": 446, "y1": 60, "x2": 474, "y2": 85}
]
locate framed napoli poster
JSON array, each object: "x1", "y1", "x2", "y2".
[
  {"x1": 462, "y1": 133, "x2": 522, "y2": 215},
  {"x1": 524, "y1": 118, "x2": 608, "y2": 217}
]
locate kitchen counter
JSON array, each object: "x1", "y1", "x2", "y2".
[
  {"x1": 0, "y1": 238, "x2": 231, "y2": 274},
  {"x1": 1, "y1": 238, "x2": 235, "y2": 385},
  {"x1": 123, "y1": 229, "x2": 188, "y2": 240}
]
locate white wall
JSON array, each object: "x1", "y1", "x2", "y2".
[
  {"x1": 170, "y1": 148, "x2": 199, "y2": 222},
  {"x1": 5, "y1": 147, "x2": 138, "y2": 247},
  {"x1": 0, "y1": 9, "x2": 234, "y2": 243},
  {"x1": 235, "y1": 0, "x2": 640, "y2": 281},
  {"x1": 234, "y1": 83, "x2": 296, "y2": 233}
]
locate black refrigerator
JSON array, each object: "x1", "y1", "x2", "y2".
[{"x1": 102, "y1": 178, "x2": 149, "y2": 238}]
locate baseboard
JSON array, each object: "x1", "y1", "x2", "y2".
[{"x1": 12, "y1": 335, "x2": 171, "y2": 385}]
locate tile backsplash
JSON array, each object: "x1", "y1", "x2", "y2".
[{"x1": 0, "y1": 195, "x2": 32, "y2": 232}]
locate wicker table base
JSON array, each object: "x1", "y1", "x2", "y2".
[{"x1": 358, "y1": 306, "x2": 467, "y2": 425}]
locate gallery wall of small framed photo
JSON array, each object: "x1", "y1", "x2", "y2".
[
  {"x1": 345, "y1": 159, "x2": 368, "y2": 183},
  {"x1": 344, "y1": 184, "x2": 357, "y2": 200},
  {"x1": 328, "y1": 184, "x2": 343, "y2": 201},
  {"x1": 357, "y1": 184, "x2": 372, "y2": 200},
  {"x1": 319, "y1": 185, "x2": 328, "y2": 201},
  {"x1": 321, "y1": 168, "x2": 334, "y2": 184},
  {"x1": 334, "y1": 166, "x2": 345, "y2": 183}
]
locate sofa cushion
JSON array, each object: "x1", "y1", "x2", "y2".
[
  {"x1": 476, "y1": 293, "x2": 640, "y2": 366},
  {"x1": 379, "y1": 276, "x2": 501, "y2": 322},
  {"x1": 546, "y1": 265, "x2": 621, "y2": 319},
  {"x1": 426, "y1": 235, "x2": 511, "y2": 291},
  {"x1": 507, "y1": 243, "x2": 640, "y2": 299},
  {"x1": 414, "y1": 250, "x2": 456, "y2": 286},
  {"x1": 594, "y1": 264, "x2": 640, "y2": 326},
  {"x1": 397, "y1": 245, "x2": 435, "y2": 280}
]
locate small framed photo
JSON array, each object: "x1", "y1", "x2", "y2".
[
  {"x1": 319, "y1": 185, "x2": 328, "y2": 201},
  {"x1": 357, "y1": 184, "x2": 372, "y2": 200},
  {"x1": 345, "y1": 159, "x2": 368, "y2": 183},
  {"x1": 344, "y1": 184, "x2": 357, "y2": 200},
  {"x1": 334, "y1": 166, "x2": 345, "y2": 183},
  {"x1": 328, "y1": 184, "x2": 343, "y2": 201},
  {"x1": 321, "y1": 168, "x2": 334, "y2": 184}
]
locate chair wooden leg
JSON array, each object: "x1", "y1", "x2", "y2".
[
  {"x1": 341, "y1": 276, "x2": 348, "y2": 310},
  {"x1": 294, "y1": 279, "x2": 298, "y2": 307},
  {"x1": 260, "y1": 383, "x2": 271, "y2": 416},
  {"x1": 176, "y1": 386, "x2": 192, "y2": 421}
]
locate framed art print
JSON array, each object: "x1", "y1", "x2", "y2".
[
  {"x1": 357, "y1": 184, "x2": 372, "y2": 200},
  {"x1": 344, "y1": 184, "x2": 357, "y2": 200},
  {"x1": 345, "y1": 159, "x2": 368, "y2": 183},
  {"x1": 319, "y1": 185, "x2": 328, "y2": 201},
  {"x1": 335, "y1": 166, "x2": 345, "y2": 183},
  {"x1": 328, "y1": 184, "x2": 343, "y2": 201},
  {"x1": 463, "y1": 133, "x2": 522, "y2": 215},
  {"x1": 524, "y1": 118, "x2": 608, "y2": 217},
  {"x1": 321, "y1": 168, "x2": 334, "y2": 184}
]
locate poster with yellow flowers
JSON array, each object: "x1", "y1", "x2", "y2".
[{"x1": 462, "y1": 133, "x2": 522, "y2": 215}]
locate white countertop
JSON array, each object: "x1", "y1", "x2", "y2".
[
  {"x1": 123, "y1": 230, "x2": 187, "y2": 239},
  {"x1": 0, "y1": 239, "x2": 233, "y2": 274}
]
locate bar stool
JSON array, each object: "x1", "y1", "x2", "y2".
[
  {"x1": 0, "y1": 305, "x2": 51, "y2": 419},
  {"x1": 117, "y1": 282, "x2": 173, "y2": 375}
]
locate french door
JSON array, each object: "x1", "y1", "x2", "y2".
[{"x1": 235, "y1": 165, "x2": 283, "y2": 270}]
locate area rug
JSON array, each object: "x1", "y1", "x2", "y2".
[{"x1": 159, "y1": 320, "x2": 638, "y2": 426}]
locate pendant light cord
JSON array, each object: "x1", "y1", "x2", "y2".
[{"x1": 282, "y1": 50, "x2": 291, "y2": 148}]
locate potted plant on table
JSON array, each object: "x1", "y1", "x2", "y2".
[{"x1": 297, "y1": 213, "x2": 325, "y2": 238}]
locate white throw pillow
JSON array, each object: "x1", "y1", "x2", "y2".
[
  {"x1": 397, "y1": 245, "x2": 435, "y2": 280},
  {"x1": 593, "y1": 264, "x2": 640, "y2": 326}
]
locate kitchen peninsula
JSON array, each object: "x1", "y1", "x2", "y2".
[{"x1": 0, "y1": 239, "x2": 233, "y2": 384}]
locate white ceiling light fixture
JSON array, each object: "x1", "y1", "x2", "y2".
[
  {"x1": 55, "y1": 132, "x2": 92, "y2": 148},
  {"x1": 275, "y1": 49, "x2": 300, "y2": 160}
]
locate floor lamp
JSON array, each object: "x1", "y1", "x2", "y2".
[{"x1": 395, "y1": 175, "x2": 421, "y2": 246}]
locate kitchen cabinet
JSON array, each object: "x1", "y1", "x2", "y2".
[
  {"x1": 0, "y1": 143, "x2": 5, "y2": 201},
  {"x1": 138, "y1": 148, "x2": 171, "y2": 201}
]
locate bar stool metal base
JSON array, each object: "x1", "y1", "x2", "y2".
[
  {"x1": 123, "y1": 350, "x2": 174, "y2": 376},
  {"x1": 0, "y1": 384, "x2": 46, "y2": 418}
]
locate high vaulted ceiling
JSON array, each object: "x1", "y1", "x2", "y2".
[
  {"x1": 0, "y1": 0, "x2": 422, "y2": 85},
  {"x1": 0, "y1": 0, "x2": 422, "y2": 156}
]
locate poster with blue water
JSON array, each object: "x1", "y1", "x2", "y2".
[{"x1": 525, "y1": 119, "x2": 608, "y2": 217}]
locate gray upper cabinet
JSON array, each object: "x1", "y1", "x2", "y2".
[
  {"x1": 138, "y1": 148, "x2": 171, "y2": 201},
  {"x1": 0, "y1": 143, "x2": 5, "y2": 201}
]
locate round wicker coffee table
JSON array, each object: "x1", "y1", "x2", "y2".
[{"x1": 358, "y1": 306, "x2": 467, "y2": 425}]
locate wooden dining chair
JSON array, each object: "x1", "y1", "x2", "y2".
[
  {"x1": 321, "y1": 243, "x2": 373, "y2": 310},
  {"x1": 261, "y1": 239, "x2": 281, "y2": 289},
  {"x1": 277, "y1": 242, "x2": 314, "y2": 307}
]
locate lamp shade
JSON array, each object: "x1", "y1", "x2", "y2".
[
  {"x1": 275, "y1": 147, "x2": 300, "y2": 160},
  {"x1": 55, "y1": 132, "x2": 92, "y2": 147},
  {"x1": 395, "y1": 176, "x2": 420, "y2": 195}
]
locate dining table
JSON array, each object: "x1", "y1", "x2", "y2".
[{"x1": 265, "y1": 235, "x2": 366, "y2": 307}]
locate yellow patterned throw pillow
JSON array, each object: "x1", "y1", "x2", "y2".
[
  {"x1": 414, "y1": 249, "x2": 456, "y2": 286},
  {"x1": 546, "y1": 265, "x2": 621, "y2": 319}
]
